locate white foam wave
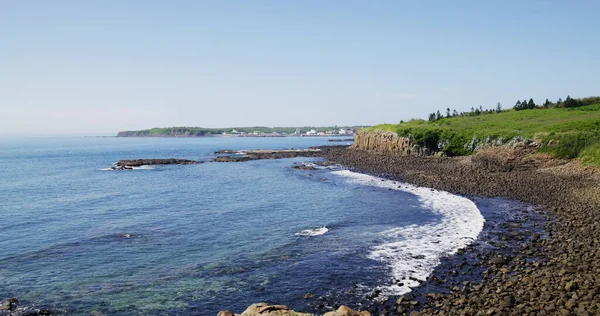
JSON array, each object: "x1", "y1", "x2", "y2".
[
  {"x1": 98, "y1": 165, "x2": 155, "y2": 171},
  {"x1": 131, "y1": 165, "x2": 154, "y2": 170},
  {"x1": 295, "y1": 226, "x2": 329, "y2": 237},
  {"x1": 331, "y1": 170, "x2": 485, "y2": 299}
]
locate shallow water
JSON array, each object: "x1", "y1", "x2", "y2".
[{"x1": 0, "y1": 137, "x2": 483, "y2": 315}]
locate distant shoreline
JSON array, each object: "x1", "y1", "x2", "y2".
[{"x1": 115, "y1": 134, "x2": 352, "y2": 138}]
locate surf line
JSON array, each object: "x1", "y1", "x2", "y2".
[{"x1": 331, "y1": 169, "x2": 485, "y2": 299}]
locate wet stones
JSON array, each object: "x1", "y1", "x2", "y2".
[
  {"x1": 322, "y1": 305, "x2": 370, "y2": 316},
  {"x1": 0, "y1": 298, "x2": 53, "y2": 315},
  {"x1": 365, "y1": 290, "x2": 381, "y2": 300},
  {"x1": 217, "y1": 303, "x2": 312, "y2": 316},
  {"x1": 1, "y1": 298, "x2": 18, "y2": 311}
]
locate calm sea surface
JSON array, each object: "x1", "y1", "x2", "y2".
[{"x1": 0, "y1": 137, "x2": 483, "y2": 315}]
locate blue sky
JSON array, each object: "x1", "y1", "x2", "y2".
[{"x1": 1, "y1": 1, "x2": 599, "y2": 135}]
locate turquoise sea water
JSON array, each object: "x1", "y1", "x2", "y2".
[{"x1": 0, "y1": 137, "x2": 482, "y2": 315}]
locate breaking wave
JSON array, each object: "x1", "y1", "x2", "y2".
[
  {"x1": 331, "y1": 170, "x2": 485, "y2": 299},
  {"x1": 295, "y1": 226, "x2": 329, "y2": 237}
]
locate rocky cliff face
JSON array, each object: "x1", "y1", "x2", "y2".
[
  {"x1": 350, "y1": 130, "x2": 438, "y2": 155},
  {"x1": 351, "y1": 130, "x2": 412, "y2": 153}
]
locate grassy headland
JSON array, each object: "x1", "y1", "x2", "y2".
[{"x1": 369, "y1": 97, "x2": 600, "y2": 165}]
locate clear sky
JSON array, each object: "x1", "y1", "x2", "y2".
[{"x1": 1, "y1": 1, "x2": 599, "y2": 135}]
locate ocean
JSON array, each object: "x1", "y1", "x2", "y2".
[{"x1": 0, "y1": 137, "x2": 484, "y2": 315}]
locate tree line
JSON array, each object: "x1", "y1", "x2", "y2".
[
  {"x1": 427, "y1": 95, "x2": 599, "y2": 122},
  {"x1": 428, "y1": 103, "x2": 504, "y2": 122},
  {"x1": 514, "y1": 95, "x2": 600, "y2": 111}
]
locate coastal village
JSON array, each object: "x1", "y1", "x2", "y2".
[
  {"x1": 224, "y1": 128, "x2": 357, "y2": 137},
  {"x1": 116, "y1": 126, "x2": 364, "y2": 137}
]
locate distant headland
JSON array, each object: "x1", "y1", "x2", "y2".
[{"x1": 116, "y1": 126, "x2": 367, "y2": 137}]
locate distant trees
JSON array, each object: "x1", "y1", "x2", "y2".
[
  {"x1": 512, "y1": 95, "x2": 596, "y2": 111},
  {"x1": 514, "y1": 98, "x2": 536, "y2": 111},
  {"x1": 427, "y1": 101, "x2": 504, "y2": 122},
  {"x1": 428, "y1": 112, "x2": 437, "y2": 122},
  {"x1": 564, "y1": 95, "x2": 584, "y2": 108},
  {"x1": 423, "y1": 95, "x2": 597, "y2": 123}
]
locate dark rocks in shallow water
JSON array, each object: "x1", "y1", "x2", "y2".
[
  {"x1": 213, "y1": 149, "x2": 238, "y2": 154},
  {"x1": 0, "y1": 298, "x2": 53, "y2": 315},
  {"x1": 328, "y1": 138, "x2": 354, "y2": 142},
  {"x1": 212, "y1": 156, "x2": 252, "y2": 162},
  {"x1": 210, "y1": 146, "x2": 349, "y2": 163},
  {"x1": 292, "y1": 164, "x2": 318, "y2": 171},
  {"x1": 366, "y1": 290, "x2": 381, "y2": 300},
  {"x1": 1, "y1": 298, "x2": 18, "y2": 311},
  {"x1": 113, "y1": 158, "x2": 197, "y2": 170}
]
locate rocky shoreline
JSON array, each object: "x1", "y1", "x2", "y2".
[
  {"x1": 215, "y1": 145, "x2": 599, "y2": 315},
  {"x1": 317, "y1": 146, "x2": 600, "y2": 315}
]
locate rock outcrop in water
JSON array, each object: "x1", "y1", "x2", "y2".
[
  {"x1": 0, "y1": 297, "x2": 53, "y2": 315},
  {"x1": 113, "y1": 158, "x2": 197, "y2": 170},
  {"x1": 210, "y1": 148, "x2": 339, "y2": 162}
]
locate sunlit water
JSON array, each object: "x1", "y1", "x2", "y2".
[{"x1": 0, "y1": 137, "x2": 483, "y2": 315}]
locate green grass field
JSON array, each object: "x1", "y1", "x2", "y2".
[{"x1": 369, "y1": 103, "x2": 600, "y2": 165}]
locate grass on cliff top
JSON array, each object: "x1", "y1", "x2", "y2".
[{"x1": 369, "y1": 104, "x2": 600, "y2": 164}]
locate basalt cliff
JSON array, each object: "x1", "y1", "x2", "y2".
[{"x1": 350, "y1": 130, "x2": 440, "y2": 156}]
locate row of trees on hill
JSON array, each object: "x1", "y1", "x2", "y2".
[
  {"x1": 428, "y1": 103, "x2": 503, "y2": 122},
  {"x1": 426, "y1": 95, "x2": 599, "y2": 122},
  {"x1": 514, "y1": 95, "x2": 600, "y2": 110}
]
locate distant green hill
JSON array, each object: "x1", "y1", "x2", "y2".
[
  {"x1": 117, "y1": 126, "x2": 365, "y2": 137},
  {"x1": 369, "y1": 97, "x2": 600, "y2": 165}
]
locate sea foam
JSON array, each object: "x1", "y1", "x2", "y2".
[
  {"x1": 331, "y1": 170, "x2": 485, "y2": 298},
  {"x1": 295, "y1": 226, "x2": 329, "y2": 237}
]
